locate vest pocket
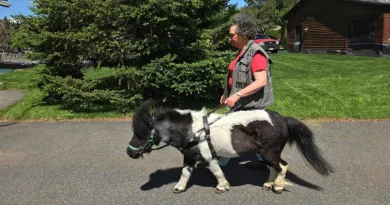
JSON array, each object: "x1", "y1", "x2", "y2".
[{"x1": 236, "y1": 64, "x2": 249, "y2": 88}]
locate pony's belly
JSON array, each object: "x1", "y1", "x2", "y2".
[
  {"x1": 194, "y1": 110, "x2": 272, "y2": 159},
  {"x1": 210, "y1": 127, "x2": 239, "y2": 158}
]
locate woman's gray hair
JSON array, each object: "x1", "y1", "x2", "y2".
[{"x1": 231, "y1": 14, "x2": 257, "y2": 40}]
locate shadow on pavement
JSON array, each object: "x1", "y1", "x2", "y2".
[
  {"x1": 140, "y1": 157, "x2": 323, "y2": 192},
  {"x1": 0, "y1": 122, "x2": 18, "y2": 128}
]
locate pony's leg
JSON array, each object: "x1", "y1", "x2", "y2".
[
  {"x1": 263, "y1": 158, "x2": 288, "y2": 194},
  {"x1": 206, "y1": 159, "x2": 230, "y2": 194},
  {"x1": 259, "y1": 152, "x2": 278, "y2": 191},
  {"x1": 173, "y1": 156, "x2": 196, "y2": 193},
  {"x1": 261, "y1": 152, "x2": 289, "y2": 194},
  {"x1": 263, "y1": 166, "x2": 277, "y2": 191},
  {"x1": 272, "y1": 159, "x2": 289, "y2": 194}
]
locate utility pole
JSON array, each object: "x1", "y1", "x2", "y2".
[{"x1": 0, "y1": 0, "x2": 12, "y2": 8}]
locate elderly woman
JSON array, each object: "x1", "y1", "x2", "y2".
[
  {"x1": 219, "y1": 14, "x2": 274, "y2": 168},
  {"x1": 221, "y1": 14, "x2": 274, "y2": 109}
]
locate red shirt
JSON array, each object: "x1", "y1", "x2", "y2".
[{"x1": 228, "y1": 51, "x2": 267, "y2": 87}]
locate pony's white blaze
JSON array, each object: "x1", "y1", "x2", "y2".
[{"x1": 192, "y1": 110, "x2": 273, "y2": 159}]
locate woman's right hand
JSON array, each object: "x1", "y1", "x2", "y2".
[{"x1": 220, "y1": 95, "x2": 225, "y2": 104}]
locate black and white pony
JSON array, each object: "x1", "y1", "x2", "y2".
[{"x1": 127, "y1": 101, "x2": 334, "y2": 194}]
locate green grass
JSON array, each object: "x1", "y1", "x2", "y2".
[
  {"x1": 0, "y1": 89, "x2": 130, "y2": 121},
  {"x1": 0, "y1": 65, "x2": 129, "y2": 121},
  {"x1": 1, "y1": 53, "x2": 390, "y2": 120},
  {"x1": 0, "y1": 65, "x2": 43, "y2": 90},
  {"x1": 83, "y1": 67, "x2": 117, "y2": 80},
  {"x1": 268, "y1": 53, "x2": 390, "y2": 119}
]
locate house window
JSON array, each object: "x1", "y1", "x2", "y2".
[
  {"x1": 295, "y1": 25, "x2": 303, "y2": 42},
  {"x1": 351, "y1": 19, "x2": 372, "y2": 35},
  {"x1": 349, "y1": 17, "x2": 375, "y2": 44}
]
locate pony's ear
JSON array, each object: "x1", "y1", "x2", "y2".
[
  {"x1": 141, "y1": 99, "x2": 158, "y2": 116},
  {"x1": 132, "y1": 99, "x2": 155, "y2": 132},
  {"x1": 143, "y1": 99, "x2": 156, "y2": 108}
]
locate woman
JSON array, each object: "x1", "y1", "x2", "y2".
[
  {"x1": 218, "y1": 14, "x2": 274, "y2": 168},
  {"x1": 222, "y1": 14, "x2": 274, "y2": 110}
]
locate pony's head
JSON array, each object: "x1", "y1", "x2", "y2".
[
  {"x1": 127, "y1": 100, "x2": 156, "y2": 159},
  {"x1": 127, "y1": 101, "x2": 207, "y2": 158}
]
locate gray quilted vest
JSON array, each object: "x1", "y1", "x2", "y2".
[{"x1": 223, "y1": 40, "x2": 274, "y2": 109}]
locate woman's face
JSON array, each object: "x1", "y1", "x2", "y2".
[{"x1": 229, "y1": 25, "x2": 247, "y2": 49}]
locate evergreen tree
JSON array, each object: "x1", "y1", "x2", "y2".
[{"x1": 11, "y1": 0, "x2": 239, "y2": 110}]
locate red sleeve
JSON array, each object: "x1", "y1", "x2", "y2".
[{"x1": 251, "y1": 51, "x2": 267, "y2": 73}]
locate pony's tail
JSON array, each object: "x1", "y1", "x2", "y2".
[{"x1": 284, "y1": 117, "x2": 334, "y2": 176}]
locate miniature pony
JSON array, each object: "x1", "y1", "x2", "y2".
[{"x1": 127, "y1": 101, "x2": 333, "y2": 194}]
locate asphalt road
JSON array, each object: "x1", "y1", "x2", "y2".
[{"x1": 1, "y1": 121, "x2": 389, "y2": 205}]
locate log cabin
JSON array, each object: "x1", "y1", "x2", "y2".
[{"x1": 283, "y1": 0, "x2": 390, "y2": 56}]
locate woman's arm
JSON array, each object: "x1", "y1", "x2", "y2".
[
  {"x1": 237, "y1": 70, "x2": 267, "y2": 97},
  {"x1": 224, "y1": 70, "x2": 267, "y2": 107}
]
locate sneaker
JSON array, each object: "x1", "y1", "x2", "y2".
[
  {"x1": 217, "y1": 157, "x2": 230, "y2": 166},
  {"x1": 241, "y1": 160, "x2": 268, "y2": 170},
  {"x1": 257, "y1": 155, "x2": 264, "y2": 161}
]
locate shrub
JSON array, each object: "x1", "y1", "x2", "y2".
[{"x1": 38, "y1": 51, "x2": 233, "y2": 112}]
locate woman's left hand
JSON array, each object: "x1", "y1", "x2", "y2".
[{"x1": 224, "y1": 94, "x2": 241, "y2": 107}]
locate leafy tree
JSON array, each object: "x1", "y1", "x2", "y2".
[
  {"x1": 201, "y1": 4, "x2": 239, "y2": 50},
  {"x1": 12, "y1": 0, "x2": 238, "y2": 111},
  {"x1": 0, "y1": 17, "x2": 13, "y2": 51},
  {"x1": 13, "y1": 0, "x2": 232, "y2": 75},
  {"x1": 241, "y1": 0, "x2": 299, "y2": 46}
]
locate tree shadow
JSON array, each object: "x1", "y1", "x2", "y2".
[
  {"x1": 0, "y1": 122, "x2": 18, "y2": 128},
  {"x1": 140, "y1": 157, "x2": 323, "y2": 192}
]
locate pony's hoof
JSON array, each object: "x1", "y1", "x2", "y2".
[
  {"x1": 173, "y1": 184, "x2": 186, "y2": 194},
  {"x1": 215, "y1": 188, "x2": 226, "y2": 194},
  {"x1": 215, "y1": 182, "x2": 230, "y2": 194},
  {"x1": 272, "y1": 186, "x2": 283, "y2": 194},
  {"x1": 173, "y1": 188, "x2": 185, "y2": 194},
  {"x1": 263, "y1": 184, "x2": 272, "y2": 191}
]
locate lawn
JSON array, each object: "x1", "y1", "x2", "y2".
[
  {"x1": 269, "y1": 54, "x2": 390, "y2": 119},
  {"x1": 0, "y1": 53, "x2": 389, "y2": 120}
]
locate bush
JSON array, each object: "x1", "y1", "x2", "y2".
[
  {"x1": 38, "y1": 51, "x2": 233, "y2": 112},
  {"x1": 38, "y1": 71, "x2": 143, "y2": 113},
  {"x1": 136, "y1": 52, "x2": 231, "y2": 104}
]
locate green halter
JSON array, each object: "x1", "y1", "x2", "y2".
[{"x1": 128, "y1": 129, "x2": 155, "y2": 152}]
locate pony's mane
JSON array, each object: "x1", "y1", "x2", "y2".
[{"x1": 173, "y1": 107, "x2": 209, "y2": 133}]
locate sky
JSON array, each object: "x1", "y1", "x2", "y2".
[
  {"x1": 0, "y1": 0, "x2": 33, "y2": 18},
  {"x1": 1, "y1": 0, "x2": 247, "y2": 19}
]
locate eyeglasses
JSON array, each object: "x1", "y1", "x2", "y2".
[{"x1": 229, "y1": 33, "x2": 236, "y2": 39}]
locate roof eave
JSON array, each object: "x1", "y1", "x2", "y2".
[{"x1": 282, "y1": 0, "x2": 309, "y2": 20}]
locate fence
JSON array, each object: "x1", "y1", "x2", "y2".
[{"x1": 0, "y1": 50, "x2": 26, "y2": 60}]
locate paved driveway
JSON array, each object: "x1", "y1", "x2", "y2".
[
  {"x1": 0, "y1": 121, "x2": 389, "y2": 205},
  {"x1": 0, "y1": 90, "x2": 24, "y2": 110}
]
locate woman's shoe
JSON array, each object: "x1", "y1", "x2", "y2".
[{"x1": 242, "y1": 160, "x2": 268, "y2": 170}]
